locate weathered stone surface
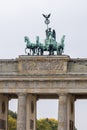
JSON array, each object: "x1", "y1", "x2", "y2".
[
  {"x1": 58, "y1": 94, "x2": 67, "y2": 130},
  {"x1": 0, "y1": 59, "x2": 18, "y2": 73},
  {"x1": 68, "y1": 58, "x2": 87, "y2": 73},
  {"x1": 0, "y1": 55, "x2": 87, "y2": 95},
  {"x1": 0, "y1": 55, "x2": 87, "y2": 130},
  {"x1": 26, "y1": 94, "x2": 36, "y2": 130},
  {"x1": 18, "y1": 55, "x2": 69, "y2": 74},
  {"x1": 0, "y1": 95, "x2": 8, "y2": 130},
  {"x1": 17, "y1": 93, "x2": 27, "y2": 130}
]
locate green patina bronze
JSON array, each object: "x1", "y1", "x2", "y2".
[{"x1": 24, "y1": 14, "x2": 65, "y2": 55}]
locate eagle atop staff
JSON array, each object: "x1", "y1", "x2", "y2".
[
  {"x1": 42, "y1": 13, "x2": 51, "y2": 27},
  {"x1": 42, "y1": 13, "x2": 51, "y2": 20}
]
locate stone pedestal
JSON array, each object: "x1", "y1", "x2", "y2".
[
  {"x1": 58, "y1": 94, "x2": 67, "y2": 130},
  {"x1": 17, "y1": 93, "x2": 27, "y2": 130}
]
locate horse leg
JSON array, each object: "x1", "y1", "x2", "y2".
[
  {"x1": 25, "y1": 48, "x2": 30, "y2": 55},
  {"x1": 30, "y1": 49, "x2": 32, "y2": 55},
  {"x1": 51, "y1": 51, "x2": 54, "y2": 55},
  {"x1": 57, "y1": 47, "x2": 60, "y2": 55},
  {"x1": 33, "y1": 49, "x2": 35, "y2": 55},
  {"x1": 37, "y1": 48, "x2": 39, "y2": 55},
  {"x1": 41, "y1": 48, "x2": 43, "y2": 55},
  {"x1": 59, "y1": 48, "x2": 63, "y2": 55}
]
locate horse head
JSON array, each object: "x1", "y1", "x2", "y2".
[
  {"x1": 24, "y1": 36, "x2": 30, "y2": 43},
  {"x1": 57, "y1": 35, "x2": 65, "y2": 55},
  {"x1": 36, "y1": 36, "x2": 39, "y2": 44},
  {"x1": 61, "y1": 35, "x2": 65, "y2": 45}
]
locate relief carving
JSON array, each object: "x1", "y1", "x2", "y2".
[
  {"x1": 21, "y1": 59, "x2": 65, "y2": 71},
  {"x1": 18, "y1": 56, "x2": 69, "y2": 74}
]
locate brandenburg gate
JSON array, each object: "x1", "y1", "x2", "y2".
[
  {"x1": 0, "y1": 14, "x2": 86, "y2": 130},
  {"x1": 0, "y1": 55, "x2": 87, "y2": 130}
]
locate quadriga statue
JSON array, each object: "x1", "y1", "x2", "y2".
[{"x1": 24, "y1": 14, "x2": 65, "y2": 56}]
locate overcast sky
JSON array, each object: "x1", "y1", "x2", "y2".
[{"x1": 1, "y1": 0, "x2": 87, "y2": 130}]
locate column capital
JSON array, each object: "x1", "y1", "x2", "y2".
[
  {"x1": 17, "y1": 92, "x2": 27, "y2": 97},
  {"x1": 58, "y1": 92, "x2": 68, "y2": 97}
]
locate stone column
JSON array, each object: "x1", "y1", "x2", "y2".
[
  {"x1": 17, "y1": 93, "x2": 27, "y2": 130},
  {"x1": 67, "y1": 95, "x2": 75, "y2": 130},
  {"x1": 58, "y1": 94, "x2": 67, "y2": 130},
  {"x1": 0, "y1": 94, "x2": 8, "y2": 130},
  {"x1": 26, "y1": 94, "x2": 37, "y2": 130}
]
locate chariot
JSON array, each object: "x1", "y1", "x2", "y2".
[{"x1": 24, "y1": 14, "x2": 65, "y2": 56}]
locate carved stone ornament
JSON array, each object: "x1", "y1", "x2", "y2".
[
  {"x1": 22, "y1": 60, "x2": 64, "y2": 70},
  {"x1": 18, "y1": 56, "x2": 69, "y2": 74}
]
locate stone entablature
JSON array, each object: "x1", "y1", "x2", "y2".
[
  {"x1": 68, "y1": 58, "x2": 87, "y2": 73},
  {"x1": 0, "y1": 59, "x2": 18, "y2": 73},
  {"x1": 1, "y1": 55, "x2": 87, "y2": 74},
  {"x1": 0, "y1": 55, "x2": 87, "y2": 95}
]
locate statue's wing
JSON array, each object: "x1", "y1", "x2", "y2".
[
  {"x1": 47, "y1": 13, "x2": 51, "y2": 18},
  {"x1": 42, "y1": 14, "x2": 46, "y2": 18}
]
